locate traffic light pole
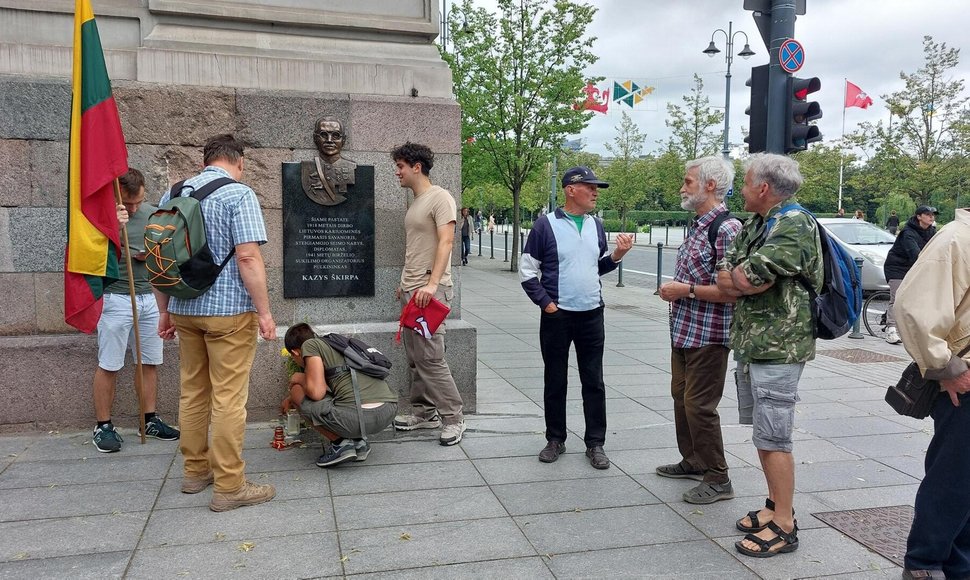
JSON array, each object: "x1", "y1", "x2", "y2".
[{"x1": 765, "y1": 0, "x2": 795, "y2": 154}]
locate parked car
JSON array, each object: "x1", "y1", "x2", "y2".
[{"x1": 816, "y1": 218, "x2": 895, "y2": 291}]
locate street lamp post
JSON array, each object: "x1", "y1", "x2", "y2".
[{"x1": 703, "y1": 21, "x2": 755, "y2": 159}]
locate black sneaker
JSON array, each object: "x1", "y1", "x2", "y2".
[
  {"x1": 140, "y1": 415, "x2": 180, "y2": 441},
  {"x1": 93, "y1": 423, "x2": 123, "y2": 453}
]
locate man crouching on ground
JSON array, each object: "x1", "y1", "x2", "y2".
[{"x1": 281, "y1": 323, "x2": 398, "y2": 467}]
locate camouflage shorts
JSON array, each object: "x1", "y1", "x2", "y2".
[{"x1": 736, "y1": 362, "x2": 804, "y2": 452}]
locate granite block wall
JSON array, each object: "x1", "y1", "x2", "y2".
[{"x1": 0, "y1": 75, "x2": 475, "y2": 430}]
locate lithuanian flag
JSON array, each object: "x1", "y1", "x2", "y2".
[{"x1": 64, "y1": 0, "x2": 128, "y2": 333}]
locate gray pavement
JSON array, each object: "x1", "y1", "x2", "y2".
[{"x1": 0, "y1": 255, "x2": 922, "y2": 579}]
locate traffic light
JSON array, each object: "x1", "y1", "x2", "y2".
[
  {"x1": 786, "y1": 76, "x2": 822, "y2": 153},
  {"x1": 744, "y1": 64, "x2": 769, "y2": 154}
]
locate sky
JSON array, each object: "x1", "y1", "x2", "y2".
[{"x1": 461, "y1": 0, "x2": 970, "y2": 157}]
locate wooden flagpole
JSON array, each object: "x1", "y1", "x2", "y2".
[{"x1": 113, "y1": 178, "x2": 147, "y2": 444}]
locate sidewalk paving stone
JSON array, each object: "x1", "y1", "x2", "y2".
[
  {"x1": 514, "y1": 504, "x2": 704, "y2": 554},
  {"x1": 0, "y1": 511, "x2": 148, "y2": 562},
  {"x1": 0, "y1": 454, "x2": 173, "y2": 489},
  {"x1": 493, "y1": 474, "x2": 660, "y2": 516},
  {"x1": 338, "y1": 518, "x2": 535, "y2": 575},
  {"x1": 545, "y1": 540, "x2": 760, "y2": 579},
  {"x1": 0, "y1": 479, "x2": 161, "y2": 522},
  {"x1": 155, "y1": 468, "x2": 329, "y2": 510},
  {"x1": 127, "y1": 532, "x2": 342, "y2": 579},
  {"x1": 333, "y1": 486, "x2": 506, "y2": 530},
  {"x1": 0, "y1": 550, "x2": 129, "y2": 580},
  {"x1": 473, "y1": 454, "x2": 617, "y2": 486},
  {"x1": 348, "y1": 556, "x2": 554, "y2": 580},
  {"x1": 327, "y1": 460, "x2": 485, "y2": 495}
]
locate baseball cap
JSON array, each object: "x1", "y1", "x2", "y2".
[
  {"x1": 562, "y1": 166, "x2": 609, "y2": 189},
  {"x1": 915, "y1": 205, "x2": 938, "y2": 215}
]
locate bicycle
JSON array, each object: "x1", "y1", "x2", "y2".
[{"x1": 863, "y1": 290, "x2": 891, "y2": 339}]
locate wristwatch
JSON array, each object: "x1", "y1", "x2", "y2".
[{"x1": 688, "y1": 283, "x2": 696, "y2": 299}]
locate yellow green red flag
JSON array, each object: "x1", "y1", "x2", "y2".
[{"x1": 64, "y1": 0, "x2": 128, "y2": 332}]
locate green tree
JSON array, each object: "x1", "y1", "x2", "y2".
[
  {"x1": 848, "y1": 36, "x2": 970, "y2": 206},
  {"x1": 642, "y1": 152, "x2": 686, "y2": 210},
  {"x1": 662, "y1": 74, "x2": 724, "y2": 159},
  {"x1": 600, "y1": 112, "x2": 648, "y2": 230},
  {"x1": 444, "y1": 0, "x2": 599, "y2": 271},
  {"x1": 792, "y1": 144, "x2": 853, "y2": 213}
]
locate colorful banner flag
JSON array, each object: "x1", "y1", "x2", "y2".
[
  {"x1": 612, "y1": 80, "x2": 654, "y2": 108},
  {"x1": 574, "y1": 82, "x2": 609, "y2": 114},
  {"x1": 64, "y1": 0, "x2": 128, "y2": 333},
  {"x1": 845, "y1": 81, "x2": 874, "y2": 109}
]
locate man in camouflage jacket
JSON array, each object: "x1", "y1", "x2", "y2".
[{"x1": 716, "y1": 153, "x2": 822, "y2": 558}]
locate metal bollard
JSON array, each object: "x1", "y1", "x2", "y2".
[
  {"x1": 648, "y1": 225, "x2": 652, "y2": 244},
  {"x1": 478, "y1": 233, "x2": 482, "y2": 256},
  {"x1": 848, "y1": 256, "x2": 866, "y2": 339},
  {"x1": 503, "y1": 231, "x2": 508, "y2": 262},
  {"x1": 490, "y1": 231, "x2": 495, "y2": 259},
  {"x1": 665, "y1": 224, "x2": 670, "y2": 246},
  {"x1": 616, "y1": 260, "x2": 625, "y2": 287},
  {"x1": 520, "y1": 231, "x2": 525, "y2": 254},
  {"x1": 655, "y1": 242, "x2": 664, "y2": 292}
]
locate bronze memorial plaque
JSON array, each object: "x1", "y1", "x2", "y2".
[{"x1": 282, "y1": 117, "x2": 375, "y2": 297}]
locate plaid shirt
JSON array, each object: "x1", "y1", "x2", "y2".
[
  {"x1": 159, "y1": 166, "x2": 267, "y2": 317},
  {"x1": 669, "y1": 203, "x2": 742, "y2": 348}
]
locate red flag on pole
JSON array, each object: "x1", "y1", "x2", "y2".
[
  {"x1": 64, "y1": 0, "x2": 129, "y2": 332},
  {"x1": 845, "y1": 81, "x2": 874, "y2": 109}
]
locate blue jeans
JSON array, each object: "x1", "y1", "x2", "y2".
[
  {"x1": 905, "y1": 392, "x2": 970, "y2": 577},
  {"x1": 461, "y1": 235, "x2": 471, "y2": 263}
]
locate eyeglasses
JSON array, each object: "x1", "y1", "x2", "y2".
[{"x1": 315, "y1": 131, "x2": 344, "y2": 140}]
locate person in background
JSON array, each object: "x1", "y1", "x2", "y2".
[
  {"x1": 883, "y1": 205, "x2": 938, "y2": 345},
  {"x1": 886, "y1": 210, "x2": 900, "y2": 235},
  {"x1": 459, "y1": 207, "x2": 475, "y2": 266},
  {"x1": 853, "y1": 209, "x2": 865, "y2": 220}
]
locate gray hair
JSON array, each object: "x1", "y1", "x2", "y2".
[
  {"x1": 744, "y1": 153, "x2": 803, "y2": 199},
  {"x1": 685, "y1": 156, "x2": 735, "y2": 200}
]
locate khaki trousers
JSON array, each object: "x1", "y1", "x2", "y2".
[
  {"x1": 400, "y1": 288, "x2": 464, "y2": 425},
  {"x1": 172, "y1": 312, "x2": 258, "y2": 493}
]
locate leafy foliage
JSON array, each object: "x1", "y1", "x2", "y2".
[{"x1": 444, "y1": 0, "x2": 599, "y2": 270}]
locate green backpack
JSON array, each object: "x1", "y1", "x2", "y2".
[{"x1": 145, "y1": 177, "x2": 236, "y2": 299}]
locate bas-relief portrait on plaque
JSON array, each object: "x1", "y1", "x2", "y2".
[{"x1": 282, "y1": 116, "x2": 375, "y2": 298}]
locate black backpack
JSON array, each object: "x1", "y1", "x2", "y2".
[
  {"x1": 707, "y1": 210, "x2": 742, "y2": 268},
  {"x1": 321, "y1": 333, "x2": 392, "y2": 380}
]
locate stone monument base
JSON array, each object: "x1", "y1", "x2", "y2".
[{"x1": 0, "y1": 323, "x2": 476, "y2": 433}]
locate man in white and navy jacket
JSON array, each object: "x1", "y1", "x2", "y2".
[{"x1": 519, "y1": 166, "x2": 633, "y2": 470}]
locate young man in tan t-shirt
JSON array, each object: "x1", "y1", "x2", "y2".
[{"x1": 391, "y1": 142, "x2": 466, "y2": 446}]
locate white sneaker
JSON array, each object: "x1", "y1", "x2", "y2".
[
  {"x1": 886, "y1": 327, "x2": 902, "y2": 344},
  {"x1": 439, "y1": 420, "x2": 467, "y2": 446}
]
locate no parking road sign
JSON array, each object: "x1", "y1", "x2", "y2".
[{"x1": 779, "y1": 39, "x2": 805, "y2": 73}]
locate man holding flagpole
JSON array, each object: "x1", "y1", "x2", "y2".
[{"x1": 91, "y1": 169, "x2": 180, "y2": 453}]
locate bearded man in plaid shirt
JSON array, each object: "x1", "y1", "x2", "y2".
[{"x1": 656, "y1": 156, "x2": 742, "y2": 505}]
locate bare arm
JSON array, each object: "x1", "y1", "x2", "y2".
[
  {"x1": 235, "y1": 241, "x2": 276, "y2": 340},
  {"x1": 659, "y1": 281, "x2": 737, "y2": 304},
  {"x1": 414, "y1": 222, "x2": 456, "y2": 308},
  {"x1": 152, "y1": 289, "x2": 176, "y2": 340}
]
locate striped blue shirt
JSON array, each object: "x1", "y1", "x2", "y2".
[{"x1": 158, "y1": 166, "x2": 267, "y2": 317}]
